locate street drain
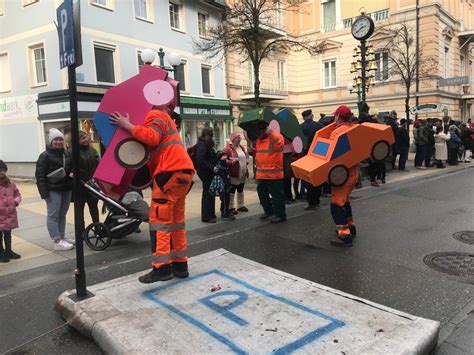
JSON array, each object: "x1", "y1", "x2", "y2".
[
  {"x1": 424, "y1": 252, "x2": 474, "y2": 278},
  {"x1": 453, "y1": 231, "x2": 474, "y2": 245}
]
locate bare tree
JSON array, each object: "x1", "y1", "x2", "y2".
[
  {"x1": 377, "y1": 21, "x2": 436, "y2": 127},
  {"x1": 194, "y1": 0, "x2": 326, "y2": 107}
]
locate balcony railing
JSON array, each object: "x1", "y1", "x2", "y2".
[
  {"x1": 323, "y1": 9, "x2": 389, "y2": 33},
  {"x1": 240, "y1": 78, "x2": 288, "y2": 98}
]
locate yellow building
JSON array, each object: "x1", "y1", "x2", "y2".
[{"x1": 226, "y1": 0, "x2": 474, "y2": 121}]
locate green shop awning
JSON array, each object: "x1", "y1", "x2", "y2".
[{"x1": 179, "y1": 96, "x2": 233, "y2": 120}]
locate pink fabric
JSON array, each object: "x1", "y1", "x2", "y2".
[
  {"x1": 229, "y1": 132, "x2": 240, "y2": 143},
  {"x1": 0, "y1": 181, "x2": 21, "y2": 230}
]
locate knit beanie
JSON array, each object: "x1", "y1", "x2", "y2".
[
  {"x1": 48, "y1": 128, "x2": 64, "y2": 144},
  {"x1": 0, "y1": 160, "x2": 7, "y2": 171},
  {"x1": 229, "y1": 132, "x2": 241, "y2": 143}
]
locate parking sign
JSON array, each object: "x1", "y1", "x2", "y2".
[{"x1": 57, "y1": 0, "x2": 75, "y2": 69}]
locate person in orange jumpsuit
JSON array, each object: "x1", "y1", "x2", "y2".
[
  {"x1": 110, "y1": 108, "x2": 195, "y2": 283},
  {"x1": 330, "y1": 105, "x2": 358, "y2": 247}
]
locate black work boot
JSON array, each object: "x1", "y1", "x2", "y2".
[
  {"x1": 138, "y1": 264, "x2": 173, "y2": 284},
  {"x1": 172, "y1": 261, "x2": 189, "y2": 278},
  {"x1": 270, "y1": 216, "x2": 286, "y2": 224},
  {"x1": 349, "y1": 225, "x2": 357, "y2": 237},
  {"x1": 0, "y1": 251, "x2": 10, "y2": 263},
  {"x1": 330, "y1": 234, "x2": 353, "y2": 247},
  {"x1": 4, "y1": 234, "x2": 20, "y2": 259}
]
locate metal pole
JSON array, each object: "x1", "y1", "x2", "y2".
[
  {"x1": 415, "y1": 0, "x2": 420, "y2": 121},
  {"x1": 68, "y1": 64, "x2": 87, "y2": 299},
  {"x1": 158, "y1": 48, "x2": 165, "y2": 68},
  {"x1": 360, "y1": 40, "x2": 367, "y2": 103}
]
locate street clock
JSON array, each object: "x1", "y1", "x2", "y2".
[{"x1": 351, "y1": 15, "x2": 375, "y2": 41}]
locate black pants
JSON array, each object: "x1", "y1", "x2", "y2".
[
  {"x1": 199, "y1": 174, "x2": 216, "y2": 221},
  {"x1": 425, "y1": 144, "x2": 434, "y2": 167},
  {"x1": 369, "y1": 161, "x2": 385, "y2": 181},
  {"x1": 283, "y1": 178, "x2": 293, "y2": 201},
  {"x1": 306, "y1": 184, "x2": 322, "y2": 207},
  {"x1": 0, "y1": 230, "x2": 12, "y2": 252},
  {"x1": 230, "y1": 183, "x2": 245, "y2": 194},
  {"x1": 448, "y1": 147, "x2": 459, "y2": 165},
  {"x1": 75, "y1": 192, "x2": 99, "y2": 233}
]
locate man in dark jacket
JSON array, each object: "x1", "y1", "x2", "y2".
[
  {"x1": 300, "y1": 109, "x2": 324, "y2": 210},
  {"x1": 385, "y1": 111, "x2": 399, "y2": 169},
  {"x1": 397, "y1": 119, "x2": 410, "y2": 171},
  {"x1": 75, "y1": 131, "x2": 100, "y2": 233}
]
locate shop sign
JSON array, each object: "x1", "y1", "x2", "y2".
[
  {"x1": 182, "y1": 107, "x2": 231, "y2": 117},
  {"x1": 0, "y1": 95, "x2": 38, "y2": 120},
  {"x1": 411, "y1": 103, "x2": 446, "y2": 114},
  {"x1": 438, "y1": 76, "x2": 469, "y2": 87}
]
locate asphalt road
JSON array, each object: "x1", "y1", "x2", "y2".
[{"x1": 1, "y1": 168, "x2": 473, "y2": 354}]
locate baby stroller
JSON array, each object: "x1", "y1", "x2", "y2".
[{"x1": 83, "y1": 180, "x2": 149, "y2": 251}]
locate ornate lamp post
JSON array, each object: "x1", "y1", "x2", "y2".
[{"x1": 140, "y1": 48, "x2": 181, "y2": 72}]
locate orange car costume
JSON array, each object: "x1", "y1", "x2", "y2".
[
  {"x1": 329, "y1": 106, "x2": 358, "y2": 247},
  {"x1": 112, "y1": 109, "x2": 194, "y2": 283}
]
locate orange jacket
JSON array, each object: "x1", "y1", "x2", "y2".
[
  {"x1": 131, "y1": 110, "x2": 194, "y2": 177},
  {"x1": 254, "y1": 129, "x2": 284, "y2": 180}
]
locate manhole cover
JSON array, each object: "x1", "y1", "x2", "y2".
[
  {"x1": 453, "y1": 231, "x2": 474, "y2": 245},
  {"x1": 424, "y1": 252, "x2": 474, "y2": 277}
]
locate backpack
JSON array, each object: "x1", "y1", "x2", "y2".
[{"x1": 187, "y1": 144, "x2": 198, "y2": 168}]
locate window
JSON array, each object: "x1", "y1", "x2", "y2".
[
  {"x1": 169, "y1": 1, "x2": 183, "y2": 30},
  {"x1": 277, "y1": 60, "x2": 286, "y2": 90},
  {"x1": 175, "y1": 62, "x2": 186, "y2": 91},
  {"x1": 28, "y1": 44, "x2": 47, "y2": 86},
  {"x1": 461, "y1": 55, "x2": 465, "y2": 76},
  {"x1": 0, "y1": 53, "x2": 11, "y2": 92},
  {"x1": 375, "y1": 51, "x2": 389, "y2": 81},
  {"x1": 201, "y1": 65, "x2": 211, "y2": 94},
  {"x1": 94, "y1": 45, "x2": 115, "y2": 84},
  {"x1": 444, "y1": 47, "x2": 450, "y2": 78},
  {"x1": 323, "y1": 59, "x2": 336, "y2": 88},
  {"x1": 91, "y1": 0, "x2": 112, "y2": 9},
  {"x1": 0, "y1": 0, "x2": 5, "y2": 15},
  {"x1": 137, "y1": 51, "x2": 144, "y2": 73},
  {"x1": 198, "y1": 12, "x2": 209, "y2": 37},
  {"x1": 322, "y1": 0, "x2": 336, "y2": 26},
  {"x1": 22, "y1": 0, "x2": 39, "y2": 6},
  {"x1": 134, "y1": 0, "x2": 149, "y2": 20}
]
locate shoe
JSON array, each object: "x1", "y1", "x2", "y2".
[
  {"x1": 260, "y1": 213, "x2": 273, "y2": 220},
  {"x1": 5, "y1": 250, "x2": 21, "y2": 259},
  {"x1": 172, "y1": 261, "x2": 189, "y2": 278},
  {"x1": 381, "y1": 179, "x2": 386, "y2": 184},
  {"x1": 63, "y1": 237, "x2": 76, "y2": 245},
  {"x1": 304, "y1": 205, "x2": 320, "y2": 211},
  {"x1": 135, "y1": 227, "x2": 142, "y2": 233},
  {"x1": 202, "y1": 218, "x2": 217, "y2": 223},
  {"x1": 228, "y1": 208, "x2": 237, "y2": 215},
  {"x1": 330, "y1": 235, "x2": 353, "y2": 247},
  {"x1": 270, "y1": 217, "x2": 286, "y2": 223},
  {"x1": 237, "y1": 206, "x2": 249, "y2": 212},
  {"x1": 221, "y1": 214, "x2": 236, "y2": 221},
  {"x1": 285, "y1": 200, "x2": 294, "y2": 205},
  {"x1": 53, "y1": 240, "x2": 74, "y2": 251},
  {"x1": 437, "y1": 165, "x2": 446, "y2": 169},
  {"x1": 370, "y1": 181, "x2": 380, "y2": 187},
  {"x1": 464, "y1": 160, "x2": 471, "y2": 163},
  {"x1": 138, "y1": 265, "x2": 174, "y2": 284},
  {"x1": 0, "y1": 252, "x2": 10, "y2": 263}
]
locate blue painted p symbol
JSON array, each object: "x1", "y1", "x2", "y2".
[{"x1": 199, "y1": 291, "x2": 249, "y2": 326}]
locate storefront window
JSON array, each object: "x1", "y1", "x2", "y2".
[
  {"x1": 183, "y1": 120, "x2": 211, "y2": 149},
  {"x1": 42, "y1": 119, "x2": 101, "y2": 154}
]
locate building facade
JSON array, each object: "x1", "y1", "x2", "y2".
[
  {"x1": 0, "y1": 0, "x2": 231, "y2": 178},
  {"x1": 227, "y1": 0, "x2": 474, "y2": 122}
]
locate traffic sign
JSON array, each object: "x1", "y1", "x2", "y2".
[{"x1": 57, "y1": 0, "x2": 75, "y2": 69}]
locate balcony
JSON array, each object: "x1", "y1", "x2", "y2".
[
  {"x1": 239, "y1": 78, "x2": 288, "y2": 101},
  {"x1": 323, "y1": 9, "x2": 389, "y2": 33},
  {"x1": 199, "y1": 0, "x2": 226, "y2": 10}
]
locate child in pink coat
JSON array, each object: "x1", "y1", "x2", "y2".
[{"x1": 0, "y1": 160, "x2": 21, "y2": 262}]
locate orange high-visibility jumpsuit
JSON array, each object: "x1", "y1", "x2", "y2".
[
  {"x1": 330, "y1": 122, "x2": 359, "y2": 239},
  {"x1": 131, "y1": 110, "x2": 194, "y2": 269}
]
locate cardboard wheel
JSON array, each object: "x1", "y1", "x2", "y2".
[
  {"x1": 84, "y1": 222, "x2": 112, "y2": 251},
  {"x1": 115, "y1": 138, "x2": 150, "y2": 169},
  {"x1": 328, "y1": 165, "x2": 349, "y2": 187},
  {"x1": 130, "y1": 165, "x2": 152, "y2": 190},
  {"x1": 371, "y1": 140, "x2": 390, "y2": 161}
]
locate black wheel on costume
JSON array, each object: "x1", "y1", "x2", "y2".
[
  {"x1": 371, "y1": 140, "x2": 390, "y2": 162},
  {"x1": 328, "y1": 164, "x2": 349, "y2": 187},
  {"x1": 115, "y1": 138, "x2": 150, "y2": 169},
  {"x1": 84, "y1": 222, "x2": 112, "y2": 251}
]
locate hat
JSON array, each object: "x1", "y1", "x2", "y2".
[
  {"x1": 400, "y1": 118, "x2": 407, "y2": 124},
  {"x1": 390, "y1": 110, "x2": 397, "y2": 117},
  {"x1": 302, "y1": 109, "x2": 312, "y2": 118},
  {"x1": 333, "y1": 105, "x2": 352, "y2": 117},
  {"x1": 48, "y1": 128, "x2": 64, "y2": 144},
  {"x1": 229, "y1": 132, "x2": 241, "y2": 142},
  {"x1": 0, "y1": 160, "x2": 7, "y2": 172}
]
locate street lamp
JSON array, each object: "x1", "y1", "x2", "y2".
[
  {"x1": 140, "y1": 48, "x2": 181, "y2": 72},
  {"x1": 349, "y1": 44, "x2": 377, "y2": 106},
  {"x1": 140, "y1": 48, "x2": 155, "y2": 65}
]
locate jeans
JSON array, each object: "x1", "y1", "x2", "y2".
[
  {"x1": 75, "y1": 191, "x2": 99, "y2": 233},
  {"x1": 414, "y1": 144, "x2": 427, "y2": 167},
  {"x1": 46, "y1": 190, "x2": 72, "y2": 240},
  {"x1": 398, "y1": 149, "x2": 408, "y2": 170}
]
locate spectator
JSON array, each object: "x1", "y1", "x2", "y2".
[
  {"x1": 459, "y1": 123, "x2": 474, "y2": 162},
  {"x1": 447, "y1": 125, "x2": 462, "y2": 165},
  {"x1": 35, "y1": 128, "x2": 74, "y2": 250},
  {"x1": 425, "y1": 122, "x2": 436, "y2": 167},
  {"x1": 0, "y1": 160, "x2": 22, "y2": 262},
  {"x1": 414, "y1": 120, "x2": 429, "y2": 169},
  {"x1": 224, "y1": 132, "x2": 249, "y2": 215},
  {"x1": 434, "y1": 125, "x2": 450, "y2": 168},
  {"x1": 75, "y1": 131, "x2": 100, "y2": 234},
  {"x1": 397, "y1": 119, "x2": 410, "y2": 171},
  {"x1": 385, "y1": 111, "x2": 399, "y2": 169}
]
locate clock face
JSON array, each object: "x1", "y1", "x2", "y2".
[{"x1": 351, "y1": 16, "x2": 373, "y2": 40}]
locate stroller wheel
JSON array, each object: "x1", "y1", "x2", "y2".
[{"x1": 84, "y1": 222, "x2": 112, "y2": 251}]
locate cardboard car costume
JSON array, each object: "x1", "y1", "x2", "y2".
[
  {"x1": 291, "y1": 122, "x2": 395, "y2": 187},
  {"x1": 93, "y1": 65, "x2": 179, "y2": 199},
  {"x1": 238, "y1": 107, "x2": 306, "y2": 153}
]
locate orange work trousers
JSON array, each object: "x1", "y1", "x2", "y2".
[
  {"x1": 331, "y1": 167, "x2": 359, "y2": 207},
  {"x1": 149, "y1": 171, "x2": 194, "y2": 269}
]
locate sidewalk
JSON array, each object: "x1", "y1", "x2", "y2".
[{"x1": 1, "y1": 159, "x2": 472, "y2": 279}]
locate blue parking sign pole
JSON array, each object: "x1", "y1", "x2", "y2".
[{"x1": 57, "y1": 0, "x2": 89, "y2": 300}]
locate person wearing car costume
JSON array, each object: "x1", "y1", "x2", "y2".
[
  {"x1": 330, "y1": 105, "x2": 358, "y2": 247},
  {"x1": 110, "y1": 108, "x2": 195, "y2": 283}
]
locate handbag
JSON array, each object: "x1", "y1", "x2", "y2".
[{"x1": 47, "y1": 154, "x2": 66, "y2": 183}]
